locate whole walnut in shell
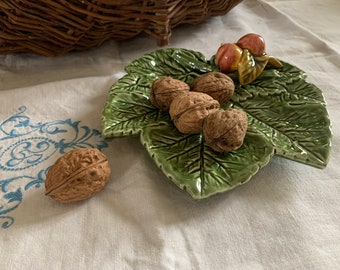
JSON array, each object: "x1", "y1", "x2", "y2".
[
  {"x1": 203, "y1": 108, "x2": 248, "y2": 152},
  {"x1": 45, "y1": 148, "x2": 111, "y2": 203},
  {"x1": 150, "y1": 76, "x2": 190, "y2": 111},
  {"x1": 169, "y1": 92, "x2": 220, "y2": 134},
  {"x1": 191, "y1": 72, "x2": 235, "y2": 105}
]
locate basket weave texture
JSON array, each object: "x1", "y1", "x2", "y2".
[{"x1": 0, "y1": 0, "x2": 242, "y2": 56}]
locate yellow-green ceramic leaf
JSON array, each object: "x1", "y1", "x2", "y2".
[
  {"x1": 268, "y1": 55, "x2": 283, "y2": 68},
  {"x1": 238, "y1": 49, "x2": 269, "y2": 85}
]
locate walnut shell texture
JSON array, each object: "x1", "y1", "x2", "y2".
[
  {"x1": 45, "y1": 148, "x2": 111, "y2": 203},
  {"x1": 191, "y1": 72, "x2": 235, "y2": 105},
  {"x1": 169, "y1": 92, "x2": 220, "y2": 134},
  {"x1": 203, "y1": 108, "x2": 248, "y2": 152},
  {"x1": 150, "y1": 76, "x2": 190, "y2": 111}
]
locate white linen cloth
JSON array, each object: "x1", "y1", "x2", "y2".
[{"x1": 1, "y1": 0, "x2": 339, "y2": 269}]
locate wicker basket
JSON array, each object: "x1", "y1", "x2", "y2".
[{"x1": 0, "y1": 0, "x2": 242, "y2": 56}]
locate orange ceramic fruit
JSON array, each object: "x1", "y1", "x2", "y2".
[{"x1": 215, "y1": 43, "x2": 243, "y2": 74}]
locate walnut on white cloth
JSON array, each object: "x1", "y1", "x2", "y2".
[{"x1": 45, "y1": 148, "x2": 111, "y2": 203}]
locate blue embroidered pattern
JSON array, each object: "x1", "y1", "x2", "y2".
[{"x1": 0, "y1": 106, "x2": 109, "y2": 228}]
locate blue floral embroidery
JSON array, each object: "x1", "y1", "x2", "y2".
[{"x1": 0, "y1": 106, "x2": 110, "y2": 228}]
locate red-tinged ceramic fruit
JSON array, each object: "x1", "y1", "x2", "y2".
[
  {"x1": 236, "y1": 33, "x2": 266, "y2": 56},
  {"x1": 215, "y1": 43, "x2": 243, "y2": 74}
]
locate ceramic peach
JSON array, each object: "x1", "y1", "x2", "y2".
[
  {"x1": 215, "y1": 43, "x2": 243, "y2": 74},
  {"x1": 236, "y1": 33, "x2": 266, "y2": 56}
]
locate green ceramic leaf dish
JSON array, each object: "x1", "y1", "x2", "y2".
[{"x1": 102, "y1": 48, "x2": 331, "y2": 199}]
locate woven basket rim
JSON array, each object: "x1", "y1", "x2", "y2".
[{"x1": 0, "y1": 0, "x2": 243, "y2": 56}]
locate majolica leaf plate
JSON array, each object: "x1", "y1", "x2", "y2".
[{"x1": 102, "y1": 48, "x2": 331, "y2": 199}]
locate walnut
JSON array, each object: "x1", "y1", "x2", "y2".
[
  {"x1": 169, "y1": 92, "x2": 220, "y2": 134},
  {"x1": 203, "y1": 108, "x2": 248, "y2": 152},
  {"x1": 45, "y1": 148, "x2": 111, "y2": 203},
  {"x1": 191, "y1": 72, "x2": 235, "y2": 105},
  {"x1": 150, "y1": 76, "x2": 190, "y2": 111}
]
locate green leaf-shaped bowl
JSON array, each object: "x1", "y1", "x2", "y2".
[{"x1": 102, "y1": 48, "x2": 331, "y2": 199}]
